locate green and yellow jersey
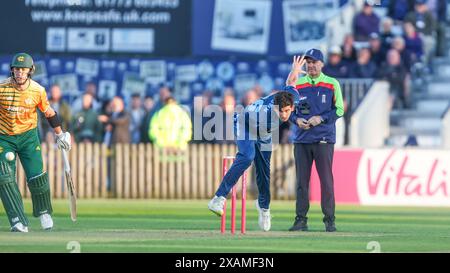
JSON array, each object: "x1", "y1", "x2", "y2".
[{"x1": 0, "y1": 77, "x2": 50, "y2": 135}]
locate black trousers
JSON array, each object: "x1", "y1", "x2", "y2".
[{"x1": 294, "y1": 143, "x2": 335, "y2": 222}]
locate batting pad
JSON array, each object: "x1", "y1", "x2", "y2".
[
  {"x1": 0, "y1": 161, "x2": 29, "y2": 226},
  {"x1": 28, "y1": 172, "x2": 53, "y2": 217}
]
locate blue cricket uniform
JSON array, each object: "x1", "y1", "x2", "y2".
[{"x1": 215, "y1": 88, "x2": 299, "y2": 209}]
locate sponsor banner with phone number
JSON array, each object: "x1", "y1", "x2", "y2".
[{"x1": 0, "y1": 0, "x2": 191, "y2": 56}]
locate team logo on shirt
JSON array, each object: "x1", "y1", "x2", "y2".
[{"x1": 25, "y1": 98, "x2": 32, "y2": 105}]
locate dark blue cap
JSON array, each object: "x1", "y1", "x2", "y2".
[
  {"x1": 415, "y1": 0, "x2": 427, "y2": 4},
  {"x1": 304, "y1": 48, "x2": 324, "y2": 62}
]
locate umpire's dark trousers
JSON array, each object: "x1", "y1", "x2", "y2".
[{"x1": 294, "y1": 143, "x2": 335, "y2": 222}]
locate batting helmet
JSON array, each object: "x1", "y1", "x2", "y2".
[{"x1": 10, "y1": 52, "x2": 35, "y2": 77}]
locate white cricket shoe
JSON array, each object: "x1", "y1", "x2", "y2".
[
  {"x1": 11, "y1": 222, "x2": 29, "y2": 233},
  {"x1": 208, "y1": 196, "x2": 226, "y2": 216},
  {"x1": 256, "y1": 200, "x2": 271, "y2": 232},
  {"x1": 40, "y1": 213, "x2": 53, "y2": 230}
]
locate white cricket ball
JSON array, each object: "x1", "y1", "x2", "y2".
[{"x1": 5, "y1": 152, "x2": 15, "y2": 161}]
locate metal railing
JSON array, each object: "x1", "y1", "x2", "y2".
[
  {"x1": 442, "y1": 104, "x2": 450, "y2": 148},
  {"x1": 338, "y1": 78, "x2": 374, "y2": 144}
]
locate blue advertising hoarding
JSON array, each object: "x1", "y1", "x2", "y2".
[{"x1": 0, "y1": 0, "x2": 191, "y2": 56}]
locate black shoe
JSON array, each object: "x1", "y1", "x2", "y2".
[
  {"x1": 324, "y1": 221, "x2": 336, "y2": 232},
  {"x1": 289, "y1": 218, "x2": 308, "y2": 231}
]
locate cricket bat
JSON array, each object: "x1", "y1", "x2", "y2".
[{"x1": 62, "y1": 149, "x2": 77, "y2": 222}]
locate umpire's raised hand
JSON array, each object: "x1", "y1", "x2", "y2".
[{"x1": 286, "y1": 55, "x2": 307, "y2": 86}]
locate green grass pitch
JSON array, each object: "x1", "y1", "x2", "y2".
[{"x1": 1, "y1": 199, "x2": 450, "y2": 253}]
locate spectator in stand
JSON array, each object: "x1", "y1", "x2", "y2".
[
  {"x1": 219, "y1": 88, "x2": 236, "y2": 144},
  {"x1": 221, "y1": 88, "x2": 236, "y2": 114},
  {"x1": 353, "y1": 1, "x2": 380, "y2": 42},
  {"x1": 377, "y1": 49, "x2": 410, "y2": 109},
  {"x1": 368, "y1": 32, "x2": 385, "y2": 67},
  {"x1": 140, "y1": 95, "x2": 155, "y2": 144},
  {"x1": 403, "y1": 22, "x2": 424, "y2": 63},
  {"x1": 426, "y1": 0, "x2": 447, "y2": 56},
  {"x1": 426, "y1": 0, "x2": 447, "y2": 28},
  {"x1": 323, "y1": 45, "x2": 350, "y2": 78},
  {"x1": 191, "y1": 90, "x2": 214, "y2": 144},
  {"x1": 98, "y1": 96, "x2": 131, "y2": 146},
  {"x1": 391, "y1": 36, "x2": 413, "y2": 71},
  {"x1": 136, "y1": 84, "x2": 173, "y2": 144},
  {"x1": 152, "y1": 85, "x2": 173, "y2": 116},
  {"x1": 349, "y1": 47, "x2": 378, "y2": 78},
  {"x1": 129, "y1": 93, "x2": 145, "y2": 144},
  {"x1": 380, "y1": 17, "x2": 396, "y2": 55},
  {"x1": 252, "y1": 84, "x2": 265, "y2": 98},
  {"x1": 39, "y1": 84, "x2": 72, "y2": 143},
  {"x1": 71, "y1": 82, "x2": 101, "y2": 114},
  {"x1": 241, "y1": 89, "x2": 260, "y2": 107},
  {"x1": 388, "y1": 0, "x2": 416, "y2": 22},
  {"x1": 71, "y1": 93, "x2": 103, "y2": 143},
  {"x1": 404, "y1": 0, "x2": 437, "y2": 63},
  {"x1": 341, "y1": 34, "x2": 358, "y2": 65}
]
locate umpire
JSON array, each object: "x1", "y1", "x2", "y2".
[{"x1": 286, "y1": 49, "x2": 344, "y2": 232}]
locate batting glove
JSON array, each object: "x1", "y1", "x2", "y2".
[{"x1": 56, "y1": 132, "x2": 72, "y2": 151}]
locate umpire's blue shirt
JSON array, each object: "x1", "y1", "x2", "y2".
[{"x1": 288, "y1": 73, "x2": 345, "y2": 144}]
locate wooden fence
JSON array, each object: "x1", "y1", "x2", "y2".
[{"x1": 16, "y1": 143, "x2": 297, "y2": 200}]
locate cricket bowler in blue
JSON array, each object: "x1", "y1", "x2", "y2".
[{"x1": 208, "y1": 84, "x2": 304, "y2": 231}]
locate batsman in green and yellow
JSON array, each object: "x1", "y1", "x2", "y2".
[{"x1": 0, "y1": 53, "x2": 72, "y2": 232}]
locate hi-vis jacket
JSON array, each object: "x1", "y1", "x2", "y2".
[
  {"x1": 289, "y1": 72, "x2": 344, "y2": 144},
  {"x1": 149, "y1": 101, "x2": 192, "y2": 150}
]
